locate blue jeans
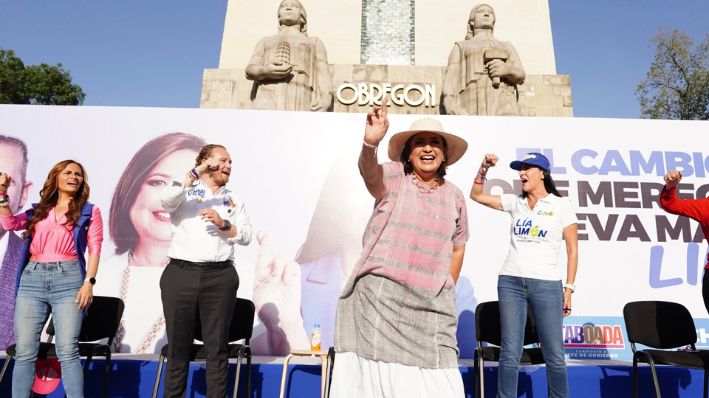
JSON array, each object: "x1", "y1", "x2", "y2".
[
  {"x1": 13, "y1": 261, "x2": 84, "y2": 398},
  {"x1": 497, "y1": 275, "x2": 568, "y2": 398}
]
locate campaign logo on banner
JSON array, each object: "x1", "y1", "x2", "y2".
[
  {"x1": 566, "y1": 316, "x2": 709, "y2": 361},
  {"x1": 563, "y1": 316, "x2": 632, "y2": 360},
  {"x1": 2, "y1": 105, "x2": 707, "y2": 356}
]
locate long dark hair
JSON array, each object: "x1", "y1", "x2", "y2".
[
  {"x1": 110, "y1": 133, "x2": 206, "y2": 254},
  {"x1": 26, "y1": 160, "x2": 90, "y2": 237},
  {"x1": 399, "y1": 134, "x2": 448, "y2": 181},
  {"x1": 521, "y1": 169, "x2": 561, "y2": 198}
]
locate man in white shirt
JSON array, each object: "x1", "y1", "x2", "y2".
[
  {"x1": 0, "y1": 135, "x2": 32, "y2": 350},
  {"x1": 160, "y1": 144, "x2": 252, "y2": 398}
]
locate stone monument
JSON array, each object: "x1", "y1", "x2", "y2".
[
  {"x1": 244, "y1": 0, "x2": 333, "y2": 111},
  {"x1": 201, "y1": 0, "x2": 573, "y2": 116},
  {"x1": 442, "y1": 4, "x2": 526, "y2": 116}
]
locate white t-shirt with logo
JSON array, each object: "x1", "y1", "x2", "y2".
[{"x1": 499, "y1": 193, "x2": 577, "y2": 281}]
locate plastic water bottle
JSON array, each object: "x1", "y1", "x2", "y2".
[{"x1": 310, "y1": 323, "x2": 322, "y2": 352}]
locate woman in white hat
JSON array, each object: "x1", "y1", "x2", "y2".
[
  {"x1": 330, "y1": 98, "x2": 469, "y2": 397},
  {"x1": 470, "y1": 152, "x2": 578, "y2": 398}
]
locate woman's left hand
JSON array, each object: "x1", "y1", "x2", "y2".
[
  {"x1": 562, "y1": 290, "x2": 572, "y2": 317},
  {"x1": 663, "y1": 170, "x2": 682, "y2": 185},
  {"x1": 0, "y1": 172, "x2": 11, "y2": 191},
  {"x1": 76, "y1": 283, "x2": 93, "y2": 309}
]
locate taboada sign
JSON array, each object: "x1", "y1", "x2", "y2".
[{"x1": 336, "y1": 82, "x2": 437, "y2": 107}]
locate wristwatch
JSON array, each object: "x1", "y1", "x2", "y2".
[
  {"x1": 220, "y1": 219, "x2": 232, "y2": 231},
  {"x1": 563, "y1": 283, "x2": 575, "y2": 292},
  {"x1": 85, "y1": 277, "x2": 96, "y2": 285}
]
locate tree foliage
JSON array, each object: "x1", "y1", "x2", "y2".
[
  {"x1": 0, "y1": 49, "x2": 85, "y2": 105},
  {"x1": 636, "y1": 30, "x2": 709, "y2": 120}
]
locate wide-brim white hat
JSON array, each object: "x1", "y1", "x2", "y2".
[{"x1": 387, "y1": 118, "x2": 468, "y2": 166}]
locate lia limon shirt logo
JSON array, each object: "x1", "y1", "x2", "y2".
[{"x1": 513, "y1": 218, "x2": 548, "y2": 238}]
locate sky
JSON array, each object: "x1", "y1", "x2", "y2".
[{"x1": 0, "y1": 0, "x2": 707, "y2": 119}]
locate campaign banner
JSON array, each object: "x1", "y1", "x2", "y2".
[
  {"x1": 563, "y1": 316, "x2": 631, "y2": 360},
  {"x1": 0, "y1": 105, "x2": 706, "y2": 359}
]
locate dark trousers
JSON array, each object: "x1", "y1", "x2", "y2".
[{"x1": 160, "y1": 259, "x2": 239, "y2": 398}]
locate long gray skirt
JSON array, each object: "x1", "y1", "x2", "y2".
[{"x1": 334, "y1": 274, "x2": 459, "y2": 369}]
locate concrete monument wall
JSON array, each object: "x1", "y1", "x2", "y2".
[
  {"x1": 201, "y1": 65, "x2": 572, "y2": 116},
  {"x1": 207, "y1": 0, "x2": 571, "y2": 116},
  {"x1": 416, "y1": 0, "x2": 556, "y2": 74},
  {"x1": 220, "y1": 0, "x2": 363, "y2": 69},
  {"x1": 219, "y1": 0, "x2": 556, "y2": 73}
]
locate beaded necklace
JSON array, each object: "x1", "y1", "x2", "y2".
[
  {"x1": 410, "y1": 174, "x2": 439, "y2": 194},
  {"x1": 111, "y1": 252, "x2": 167, "y2": 353}
]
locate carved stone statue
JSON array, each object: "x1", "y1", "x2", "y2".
[
  {"x1": 442, "y1": 3, "x2": 526, "y2": 116},
  {"x1": 245, "y1": 0, "x2": 333, "y2": 112}
]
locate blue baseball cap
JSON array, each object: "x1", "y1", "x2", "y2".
[{"x1": 509, "y1": 152, "x2": 550, "y2": 172}]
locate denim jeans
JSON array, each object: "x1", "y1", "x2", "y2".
[
  {"x1": 497, "y1": 275, "x2": 568, "y2": 398},
  {"x1": 13, "y1": 260, "x2": 84, "y2": 398}
]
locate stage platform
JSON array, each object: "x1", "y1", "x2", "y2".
[{"x1": 0, "y1": 353, "x2": 705, "y2": 397}]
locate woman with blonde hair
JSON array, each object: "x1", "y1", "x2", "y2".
[{"x1": 0, "y1": 159, "x2": 103, "y2": 398}]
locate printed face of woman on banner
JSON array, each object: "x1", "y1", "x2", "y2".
[
  {"x1": 110, "y1": 132, "x2": 206, "y2": 266},
  {"x1": 129, "y1": 149, "x2": 197, "y2": 246},
  {"x1": 98, "y1": 132, "x2": 206, "y2": 354}
]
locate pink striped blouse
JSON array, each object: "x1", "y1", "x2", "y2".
[{"x1": 350, "y1": 162, "x2": 469, "y2": 293}]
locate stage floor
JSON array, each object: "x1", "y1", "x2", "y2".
[{"x1": 0, "y1": 353, "x2": 705, "y2": 397}]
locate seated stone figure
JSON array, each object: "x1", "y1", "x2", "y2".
[
  {"x1": 245, "y1": 0, "x2": 333, "y2": 112},
  {"x1": 442, "y1": 3, "x2": 526, "y2": 116}
]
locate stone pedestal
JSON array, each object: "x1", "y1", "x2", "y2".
[
  {"x1": 518, "y1": 75, "x2": 574, "y2": 117},
  {"x1": 201, "y1": 65, "x2": 572, "y2": 116}
]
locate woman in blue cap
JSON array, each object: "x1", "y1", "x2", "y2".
[{"x1": 470, "y1": 152, "x2": 578, "y2": 398}]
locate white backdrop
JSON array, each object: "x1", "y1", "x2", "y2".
[{"x1": 1, "y1": 105, "x2": 707, "y2": 359}]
